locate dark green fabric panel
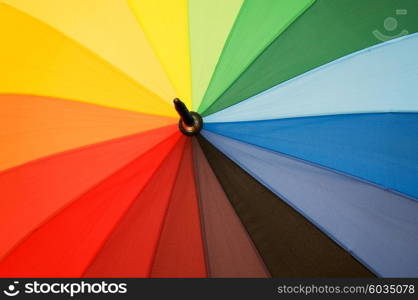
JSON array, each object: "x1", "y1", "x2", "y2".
[
  {"x1": 197, "y1": 135, "x2": 374, "y2": 277},
  {"x1": 202, "y1": 0, "x2": 418, "y2": 116}
]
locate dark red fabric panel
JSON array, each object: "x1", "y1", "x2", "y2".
[
  {"x1": 84, "y1": 136, "x2": 187, "y2": 277},
  {"x1": 150, "y1": 139, "x2": 207, "y2": 278},
  {"x1": 192, "y1": 139, "x2": 269, "y2": 277},
  {"x1": 0, "y1": 132, "x2": 181, "y2": 277}
]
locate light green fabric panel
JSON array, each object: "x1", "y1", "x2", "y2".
[{"x1": 189, "y1": 0, "x2": 243, "y2": 110}]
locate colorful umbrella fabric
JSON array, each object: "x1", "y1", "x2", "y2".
[{"x1": 0, "y1": 0, "x2": 417, "y2": 278}]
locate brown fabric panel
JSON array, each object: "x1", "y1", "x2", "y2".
[
  {"x1": 192, "y1": 138, "x2": 270, "y2": 278},
  {"x1": 197, "y1": 135, "x2": 374, "y2": 277}
]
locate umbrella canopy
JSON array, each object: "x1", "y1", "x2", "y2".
[{"x1": 0, "y1": 0, "x2": 417, "y2": 278}]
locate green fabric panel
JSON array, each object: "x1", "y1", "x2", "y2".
[
  {"x1": 202, "y1": 0, "x2": 418, "y2": 116},
  {"x1": 189, "y1": 0, "x2": 243, "y2": 110},
  {"x1": 197, "y1": 0, "x2": 314, "y2": 113}
]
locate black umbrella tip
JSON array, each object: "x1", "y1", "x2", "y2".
[{"x1": 172, "y1": 98, "x2": 203, "y2": 136}]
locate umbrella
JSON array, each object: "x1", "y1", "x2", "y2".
[{"x1": 0, "y1": 0, "x2": 417, "y2": 278}]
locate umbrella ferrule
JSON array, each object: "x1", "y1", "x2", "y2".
[
  {"x1": 173, "y1": 98, "x2": 195, "y2": 127},
  {"x1": 173, "y1": 98, "x2": 203, "y2": 136}
]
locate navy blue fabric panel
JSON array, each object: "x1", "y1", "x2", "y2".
[{"x1": 204, "y1": 113, "x2": 418, "y2": 200}]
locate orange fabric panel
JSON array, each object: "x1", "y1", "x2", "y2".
[
  {"x1": 0, "y1": 125, "x2": 177, "y2": 265},
  {"x1": 0, "y1": 94, "x2": 176, "y2": 171}
]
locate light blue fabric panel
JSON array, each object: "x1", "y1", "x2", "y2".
[
  {"x1": 204, "y1": 113, "x2": 418, "y2": 200},
  {"x1": 204, "y1": 34, "x2": 418, "y2": 123},
  {"x1": 202, "y1": 130, "x2": 418, "y2": 277}
]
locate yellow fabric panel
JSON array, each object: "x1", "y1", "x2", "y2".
[
  {"x1": 2, "y1": 0, "x2": 176, "y2": 103},
  {"x1": 128, "y1": 0, "x2": 192, "y2": 107},
  {"x1": 0, "y1": 4, "x2": 175, "y2": 117}
]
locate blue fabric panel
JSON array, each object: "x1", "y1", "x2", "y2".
[
  {"x1": 204, "y1": 113, "x2": 418, "y2": 200},
  {"x1": 202, "y1": 130, "x2": 418, "y2": 277}
]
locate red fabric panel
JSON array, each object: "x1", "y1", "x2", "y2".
[
  {"x1": 150, "y1": 139, "x2": 207, "y2": 278},
  {"x1": 0, "y1": 125, "x2": 177, "y2": 264},
  {"x1": 0, "y1": 132, "x2": 181, "y2": 277},
  {"x1": 84, "y1": 136, "x2": 187, "y2": 277},
  {"x1": 191, "y1": 139, "x2": 269, "y2": 277}
]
